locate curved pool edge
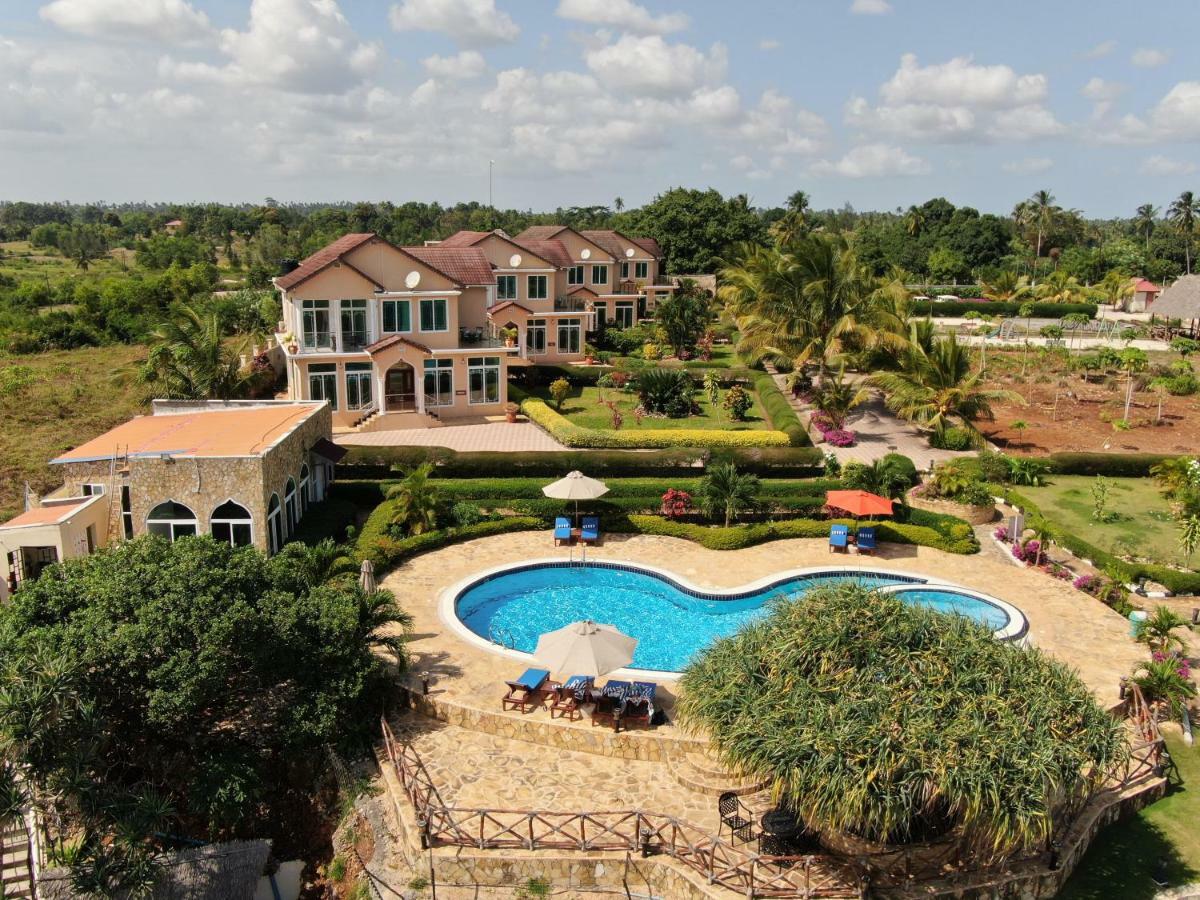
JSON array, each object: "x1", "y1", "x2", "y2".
[{"x1": 437, "y1": 558, "x2": 1030, "y2": 678}]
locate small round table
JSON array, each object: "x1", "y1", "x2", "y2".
[{"x1": 760, "y1": 808, "x2": 803, "y2": 841}]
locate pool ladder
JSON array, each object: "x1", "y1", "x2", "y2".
[
  {"x1": 567, "y1": 544, "x2": 588, "y2": 567},
  {"x1": 489, "y1": 624, "x2": 517, "y2": 649}
]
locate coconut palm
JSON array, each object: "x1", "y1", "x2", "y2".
[
  {"x1": 871, "y1": 334, "x2": 1023, "y2": 446},
  {"x1": 1135, "y1": 606, "x2": 1190, "y2": 653},
  {"x1": 386, "y1": 463, "x2": 440, "y2": 536},
  {"x1": 903, "y1": 205, "x2": 926, "y2": 238},
  {"x1": 1134, "y1": 203, "x2": 1159, "y2": 253},
  {"x1": 812, "y1": 366, "x2": 870, "y2": 429},
  {"x1": 1168, "y1": 191, "x2": 1200, "y2": 274},
  {"x1": 138, "y1": 305, "x2": 252, "y2": 400},
  {"x1": 697, "y1": 462, "x2": 760, "y2": 528},
  {"x1": 981, "y1": 271, "x2": 1032, "y2": 302},
  {"x1": 1035, "y1": 270, "x2": 1089, "y2": 304},
  {"x1": 1027, "y1": 189, "x2": 1060, "y2": 260},
  {"x1": 269, "y1": 538, "x2": 358, "y2": 592}
]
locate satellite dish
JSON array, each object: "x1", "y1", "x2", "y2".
[
  {"x1": 580, "y1": 248, "x2": 591, "y2": 260},
  {"x1": 509, "y1": 253, "x2": 522, "y2": 267},
  {"x1": 625, "y1": 248, "x2": 635, "y2": 258},
  {"x1": 405, "y1": 271, "x2": 421, "y2": 289}
]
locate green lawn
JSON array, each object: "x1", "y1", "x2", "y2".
[
  {"x1": 535, "y1": 383, "x2": 769, "y2": 431},
  {"x1": 0, "y1": 240, "x2": 136, "y2": 284},
  {"x1": 1060, "y1": 732, "x2": 1200, "y2": 899},
  {"x1": 1017, "y1": 475, "x2": 1189, "y2": 568}
]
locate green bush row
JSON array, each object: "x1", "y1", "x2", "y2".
[
  {"x1": 427, "y1": 476, "x2": 843, "y2": 500},
  {"x1": 911, "y1": 300, "x2": 1097, "y2": 319},
  {"x1": 1016, "y1": 451, "x2": 1181, "y2": 478},
  {"x1": 753, "y1": 372, "x2": 812, "y2": 447},
  {"x1": 357, "y1": 516, "x2": 543, "y2": 571},
  {"x1": 909, "y1": 284, "x2": 985, "y2": 299},
  {"x1": 338, "y1": 445, "x2": 825, "y2": 479},
  {"x1": 520, "y1": 397, "x2": 792, "y2": 449},
  {"x1": 1001, "y1": 486, "x2": 1200, "y2": 595}
]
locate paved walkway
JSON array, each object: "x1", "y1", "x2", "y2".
[{"x1": 337, "y1": 421, "x2": 566, "y2": 452}]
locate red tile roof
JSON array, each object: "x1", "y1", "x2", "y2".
[
  {"x1": 631, "y1": 236, "x2": 663, "y2": 258},
  {"x1": 512, "y1": 238, "x2": 572, "y2": 269},
  {"x1": 436, "y1": 230, "x2": 490, "y2": 247},
  {"x1": 403, "y1": 246, "x2": 495, "y2": 286},
  {"x1": 1134, "y1": 279, "x2": 1161, "y2": 292},
  {"x1": 581, "y1": 230, "x2": 627, "y2": 259},
  {"x1": 515, "y1": 225, "x2": 568, "y2": 242},
  {"x1": 488, "y1": 300, "x2": 532, "y2": 316},
  {"x1": 275, "y1": 233, "x2": 377, "y2": 290},
  {"x1": 566, "y1": 286, "x2": 599, "y2": 297},
  {"x1": 365, "y1": 334, "x2": 432, "y2": 355},
  {"x1": 0, "y1": 496, "x2": 98, "y2": 529}
]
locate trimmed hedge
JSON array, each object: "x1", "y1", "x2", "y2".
[
  {"x1": 357, "y1": 514, "x2": 542, "y2": 570},
  {"x1": 428, "y1": 476, "x2": 843, "y2": 500},
  {"x1": 520, "y1": 397, "x2": 792, "y2": 449},
  {"x1": 1024, "y1": 452, "x2": 1180, "y2": 478},
  {"x1": 339, "y1": 445, "x2": 824, "y2": 479},
  {"x1": 753, "y1": 372, "x2": 812, "y2": 447},
  {"x1": 911, "y1": 300, "x2": 1097, "y2": 319},
  {"x1": 1001, "y1": 486, "x2": 1200, "y2": 596}
]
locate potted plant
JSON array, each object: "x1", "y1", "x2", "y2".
[
  {"x1": 502, "y1": 327, "x2": 518, "y2": 348},
  {"x1": 504, "y1": 401, "x2": 519, "y2": 423},
  {"x1": 583, "y1": 342, "x2": 598, "y2": 365},
  {"x1": 282, "y1": 332, "x2": 298, "y2": 354}
]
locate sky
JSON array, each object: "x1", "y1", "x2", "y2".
[{"x1": 1, "y1": 0, "x2": 1198, "y2": 216}]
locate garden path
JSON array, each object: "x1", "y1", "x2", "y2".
[{"x1": 337, "y1": 421, "x2": 566, "y2": 452}]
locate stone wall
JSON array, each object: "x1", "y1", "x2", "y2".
[{"x1": 908, "y1": 492, "x2": 998, "y2": 526}]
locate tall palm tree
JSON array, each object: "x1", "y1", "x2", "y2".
[
  {"x1": 981, "y1": 271, "x2": 1032, "y2": 302},
  {"x1": 903, "y1": 205, "x2": 925, "y2": 238},
  {"x1": 1167, "y1": 191, "x2": 1200, "y2": 274},
  {"x1": 386, "y1": 463, "x2": 440, "y2": 536},
  {"x1": 1028, "y1": 189, "x2": 1059, "y2": 261},
  {"x1": 870, "y1": 334, "x2": 1023, "y2": 446},
  {"x1": 1134, "y1": 203, "x2": 1159, "y2": 253},
  {"x1": 138, "y1": 305, "x2": 252, "y2": 400},
  {"x1": 698, "y1": 462, "x2": 760, "y2": 528}
]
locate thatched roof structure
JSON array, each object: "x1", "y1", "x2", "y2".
[{"x1": 1153, "y1": 275, "x2": 1200, "y2": 321}]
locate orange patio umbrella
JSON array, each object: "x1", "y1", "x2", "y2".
[{"x1": 824, "y1": 489, "x2": 894, "y2": 528}]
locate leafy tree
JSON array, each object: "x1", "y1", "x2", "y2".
[
  {"x1": 1170, "y1": 336, "x2": 1199, "y2": 359},
  {"x1": 721, "y1": 384, "x2": 752, "y2": 421},
  {"x1": 926, "y1": 245, "x2": 968, "y2": 283},
  {"x1": 1118, "y1": 347, "x2": 1148, "y2": 421},
  {"x1": 629, "y1": 188, "x2": 766, "y2": 273},
  {"x1": 654, "y1": 280, "x2": 710, "y2": 356},
  {"x1": 1167, "y1": 191, "x2": 1199, "y2": 274},
  {"x1": 138, "y1": 304, "x2": 253, "y2": 400},
  {"x1": 678, "y1": 582, "x2": 1125, "y2": 853},
  {"x1": 549, "y1": 377, "x2": 571, "y2": 410},
  {"x1": 698, "y1": 461, "x2": 759, "y2": 527},
  {"x1": 386, "y1": 463, "x2": 440, "y2": 536},
  {"x1": 58, "y1": 223, "x2": 109, "y2": 270}
]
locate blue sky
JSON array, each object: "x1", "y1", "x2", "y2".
[{"x1": 2, "y1": 0, "x2": 1198, "y2": 215}]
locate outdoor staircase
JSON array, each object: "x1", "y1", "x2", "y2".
[
  {"x1": 355, "y1": 411, "x2": 443, "y2": 433},
  {"x1": 1, "y1": 819, "x2": 33, "y2": 900},
  {"x1": 665, "y1": 745, "x2": 768, "y2": 797}
]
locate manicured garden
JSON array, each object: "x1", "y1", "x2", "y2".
[{"x1": 528, "y1": 382, "x2": 770, "y2": 431}]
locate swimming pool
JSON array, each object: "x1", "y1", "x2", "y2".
[{"x1": 446, "y1": 561, "x2": 1027, "y2": 674}]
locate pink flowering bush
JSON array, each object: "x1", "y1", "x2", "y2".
[
  {"x1": 810, "y1": 411, "x2": 856, "y2": 446},
  {"x1": 993, "y1": 525, "x2": 1009, "y2": 542},
  {"x1": 1073, "y1": 574, "x2": 1098, "y2": 593},
  {"x1": 660, "y1": 488, "x2": 692, "y2": 519},
  {"x1": 1011, "y1": 539, "x2": 1041, "y2": 563}
]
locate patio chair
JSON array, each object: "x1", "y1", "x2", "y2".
[
  {"x1": 828, "y1": 524, "x2": 850, "y2": 553},
  {"x1": 592, "y1": 680, "x2": 631, "y2": 731},
  {"x1": 855, "y1": 526, "x2": 877, "y2": 554},
  {"x1": 501, "y1": 668, "x2": 550, "y2": 713},
  {"x1": 717, "y1": 792, "x2": 754, "y2": 846},
  {"x1": 580, "y1": 515, "x2": 600, "y2": 544},
  {"x1": 551, "y1": 674, "x2": 594, "y2": 721},
  {"x1": 553, "y1": 516, "x2": 573, "y2": 545},
  {"x1": 622, "y1": 681, "x2": 657, "y2": 729}
]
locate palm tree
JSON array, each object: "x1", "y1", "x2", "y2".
[
  {"x1": 386, "y1": 463, "x2": 440, "y2": 536},
  {"x1": 903, "y1": 205, "x2": 925, "y2": 238},
  {"x1": 811, "y1": 366, "x2": 870, "y2": 429},
  {"x1": 871, "y1": 334, "x2": 1023, "y2": 446},
  {"x1": 1028, "y1": 189, "x2": 1059, "y2": 261},
  {"x1": 981, "y1": 271, "x2": 1032, "y2": 302},
  {"x1": 1167, "y1": 191, "x2": 1200, "y2": 274},
  {"x1": 1134, "y1": 203, "x2": 1159, "y2": 253},
  {"x1": 270, "y1": 538, "x2": 357, "y2": 591},
  {"x1": 1135, "y1": 606, "x2": 1190, "y2": 653},
  {"x1": 138, "y1": 305, "x2": 253, "y2": 400},
  {"x1": 698, "y1": 462, "x2": 760, "y2": 528},
  {"x1": 352, "y1": 586, "x2": 413, "y2": 665}
]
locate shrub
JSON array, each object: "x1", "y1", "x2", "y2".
[
  {"x1": 723, "y1": 384, "x2": 752, "y2": 420},
  {"x1": 660, "y1": 488, "x2": 692, "y2": 518},
  {"x1": 753, "y1": 372, "x2": 811, "y2": 446},
  {"x1": 822, "y1": 428, "x2": 856, "y2": 447},
  {"x1": 635, "y1": 367, "x2": 695, "y2": 417},
  {"x1": 450, "y1": 501, "x2": 484, "y2": 527},
  {"x1": 911, "y1": 300, "x2": 1097, "y2": 319},
  {"x1": 358, "y1": 517, "x2": 541, "y2": 571},
  {"x1": 549, "y1": 377, "x2": 571, "y2": 410},
  {"x1": 1038, "y1": 452, "x2": 1179, "y2": 477},
  {"x1": 929, "y1": 426, "x2": 973, "y2": 451}
]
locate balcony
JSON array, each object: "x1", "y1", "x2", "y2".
[
  {"x1": 554, "y1": 296, "x2": 591, "y2": 312},
  {"x1": 341, "y1": 329, "x2": 373, "y2": 352}
]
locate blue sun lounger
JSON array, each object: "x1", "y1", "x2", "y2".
[
  {"x1": 502, "y1": 668, "x2": 550, "y2": 713},
  {"x1": 855, "y1": 526, "x2": 877, "y2": 554},
  {"x1": 580, "y1": 515, "x2": 600, "y2": 544},
  {"x1": 554, "y1": 516, "x2": 573, "y2": 545},
  {"x1": 829, "y1": 524, "x2": 850, "y2": 552},
  {"x1": 551, "y1": 674, "x2": 594, "y2": 720}
]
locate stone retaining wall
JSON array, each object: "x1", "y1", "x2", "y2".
[{"x1": 908, "y1": 492, "x2": 998, "y2": 526}]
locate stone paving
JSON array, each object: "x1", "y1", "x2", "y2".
[{"x1": 337, "y1": 420, "x2": 566, "y2": 452}]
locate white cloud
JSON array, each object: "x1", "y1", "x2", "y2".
[
  {"x1": 40, "y1": 0, "x2": 213, "y2": 44},
  {"x1": 585, "y1": 35, "x2": 726, "y2": 97},
  {"x1": 1001, "y1": 157, "x2": 1053, "y2": 175},
  {"x1": 555, "y1": 0, "x2": 688, "y2": 35},
  {"x1": 423, "y1": 50, "x2": 487, "y2": 79},
  {"x1": 881, "y1": 54, "x2": 1046, "y2": 108},
  {"x1": 390, "y1": 0, "x2": 519, "y2": 46},
  {"x1": 811, "y1": 143, "x2": 928, "y2": 178},
  {"x1": 161, "y1": 0, "x2": 380, "y2": 94},
  {"x1": 850, "y1": 0, "x2": 892, "y2": 13},
  {"x1": 1081, "y1": 76, "x2": 1125, "y2": 119},
  {"x1": 1082, "y1": 39, "x2": 1116, "y2": 60},
  {"x1": 1140, "y1": 155, "x2": 1198, "y2": 176},
  {"x1": 759, "y1": 39, "x2": 780, "y2": 51},
  {"x1": 1131, "y1": 48, "x2": 1170, "y2": 68},
  {"x1": 1112, "y1": 81, "x2": 1200, "y2": 143}
]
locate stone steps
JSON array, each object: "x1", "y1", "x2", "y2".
[
  {"x1": 666, "y1": 746, "x2": 767, "y2": 797},
  {"x1": 1, "y1": 819, "x2": 33, "y2": 899}
]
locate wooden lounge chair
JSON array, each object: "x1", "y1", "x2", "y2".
[
  {"x1": 855, "y1": 526, "x2": 877, "y2": 554},
  {"x1": 828, "y1": 524, "x2": 850, "y2": 553},
  {"x1": 591, "y1": 680, "x2": 631, "y2": 731},
  {"x1": 553, "y1": 517, "x2": 573, "y2": 545},
  {"x1": 580, "y1": 515, "x2": 600, "y2": 544},
  {"x1": 622, "y1": 681, "x2": 657, "y2": 729},
  {"x1": 501, "y1": 668, "x2": 551, "y2": 712},
  {"x1": 550, "y1": 674, "x2": 593, "y2": 721}
]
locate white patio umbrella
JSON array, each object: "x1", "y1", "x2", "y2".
[
  {"x1": 542, "y1": 471, "x2": 609, "y2": 525},
  {"x1": 359, "y1": 558, "x2": 378, "y2": 594},
  {"x1": 534, "y1": 620, "x2": 637, "y2": 678}
]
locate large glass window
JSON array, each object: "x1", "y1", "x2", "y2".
[
  {"x1": 345, "y1": 362, "x2": 373, "y2": 410},
  {"x1": 340, "y1": 299, "x2": 369, "y2": 350},
  {"x1": 497, "y1": 275, "x2": 517, "y2": 300},
  {"x1": 635, "y1": 261, "x2": 649, "y2": 279},
  {"x1": 592, "y1": 302, "x2": 607, "y2": 329},
  {"x1": 382, "y1": 299, "x2": 411, "y2": 333},
  {"x1": 284, "y1": 478, "x2": 299, "y2": 531},
  {"x1": 614, "y1": 302, "x2": 634, "y2": 329},
  {"x1": 120, "y1": 484, "x2": 133, "y2": 539},
  {"x1": 423, "y1": 358, "x2": 454, "y2": 407},
  {"x1": 146, "y1": 501, "x2": 197, "y2": 542},
  {"x1": 419, "y1": 298, "x2": 448, "y2": 332},
  {"x1": 267, "y1": 494, "x2": 283, "y2": 554},
  {"x1": 527, "y1": 275, "x2": 548, "y2": 300},
  {"x1": 467, "y1": 356, "x2": 501, "y2": 404},
  {"x1": 526, "y1": 319, "x2": 546, "y2": 356},
  {"x1": 591, "y1": 265, "x2": 608, "y2": 286},
  {"x1": 210, "y1": 500, "x2": 253, "y2": 547},
  {"x1": 299, "y1": 464, "x2": 311, "y2": 513},
  {"x1": 557, "y1": 319, "x2": 581, "y2": 355},
  {"x1": 567, "y1": 266, "x2": 584, "y2": 286},
  {"x1": 301, "y1": 300, "x2": 331, "y2": 350},
  {"x1": 308, "y1": 363, "x2": 338, "y2": 411}
]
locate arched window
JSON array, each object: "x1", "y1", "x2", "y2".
[
  {"x1": 146, "y1": 501, "x2": 197, "y2": 542},
  {"x1": 267, "y1": 494, "x2": 283, "y2": 554},
  {"x1": 210, "y1": 500, "x2": 253, "y2": 547},
  {"x1": 284, "y1": 477, "x2": 298, "y2": 531},
  {"x1": 299, "y1": 464, "x2": 311, "y2": 514}
]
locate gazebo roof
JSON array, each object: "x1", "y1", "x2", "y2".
[{"x1": 1152, "y1": 275, "x2": 1200, "y2": 321}]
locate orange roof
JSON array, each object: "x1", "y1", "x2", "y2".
[
  {"x1": 1134, "y1": 279, "x2": 1161, "y2": 292},
  {"x1": 631, "y1": 236, "x2": 663, "y2": 258},
  {"x1": 51, "y1": 404, "x2": 324, "y2": 464},
  {"x1": 437, "y1": 230, "x2": 491, "y2": 247},
  {"x1": 1, "y1": 496, "x2": 95, "y2": 529},
  {"x1": 275, "y1": 233, "x2": 377, "y2": 290}
]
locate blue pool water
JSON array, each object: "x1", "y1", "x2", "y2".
[{"x1": 454, "y1": 564, "x2": 1017, "y2": 672}]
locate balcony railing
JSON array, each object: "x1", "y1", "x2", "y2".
[
  {"x1": 341, "y1": 330, "x2": 373, "y2": 351},
  {"x1": 301, "y1": 331, "x2": 333, "y2": 351},
  {"x1": 554, "y1": 296, "x2": 591, "y2": 312}
]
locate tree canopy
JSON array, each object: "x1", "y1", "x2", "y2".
[{"x1": 678, "y1": 582, "x2": 1124, "y2": 854}]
